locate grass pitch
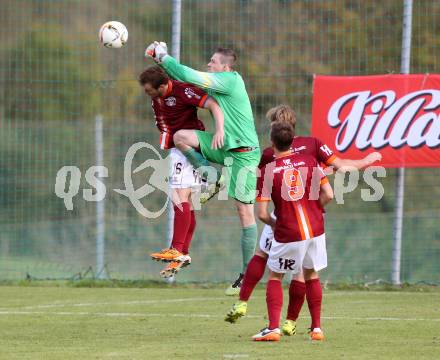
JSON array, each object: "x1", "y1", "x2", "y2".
[{"x1": 0, "y1": 284, "x2": 439, "y2": 359}]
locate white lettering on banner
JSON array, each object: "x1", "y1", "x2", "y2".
[{"x1": 328, "y1": 90, "x2": 440, "y2": 152}]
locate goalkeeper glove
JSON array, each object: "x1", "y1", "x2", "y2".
[{"x1": 145, "y1": 41, "x2": 168, "y2": 63}]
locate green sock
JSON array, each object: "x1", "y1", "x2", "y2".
[
  {"x1": 183, "y1": 148, "x2": 211, "y2": 169},
  {"x1": 241, "y1": 224, "x2": 258, "y2": 271},
  {"x1": 183, "y1": 148, "x2": 219, "y2": 182}
]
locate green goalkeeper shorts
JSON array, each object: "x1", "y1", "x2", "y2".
[{"x1": 196, "y1": 130, "x2": 260, "y2": 204}]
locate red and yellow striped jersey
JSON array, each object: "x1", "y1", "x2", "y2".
[{"x1": 257, "y1": 153, "x2": 328, "y2": 243}]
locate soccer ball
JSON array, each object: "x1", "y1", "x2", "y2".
[{"x1": 99, "y1": 21, "x2": 128, "y2": 48}]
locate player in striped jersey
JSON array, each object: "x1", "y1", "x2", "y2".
[
  {"x1": 251, "y1": 121, "x2": 333, "y2": 341},
  {"x1": 139, "y1": 66, "x2": 224, "y2": 278},
  {"x1": 226, "y1": 105, "x2": 382, "y2": 338}
]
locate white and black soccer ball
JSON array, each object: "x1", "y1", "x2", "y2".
[{"x1": 99, "y1": 21, "x2": 128, "y2": 48}]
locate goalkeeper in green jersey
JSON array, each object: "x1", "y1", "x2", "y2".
[{"x1": 146, "y1": 42, "x2": 260, "y2": 295}]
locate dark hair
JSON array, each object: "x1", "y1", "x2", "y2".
[
  {"x1": 214, "y1": 47, "x2": 237, "y2": 68},
  {"x1": 266, "y1": 104, "x2": 296, "y2": 129},
  {"x1": 138, "y1": 66, "x2": 169, "y2": 88},
  {"x1": 270, "y1": 122, "x2": 294, "y2": 151}
]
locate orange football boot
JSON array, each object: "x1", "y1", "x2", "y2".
[
  {"x1": 160, "y1": 257, "x2": 191, "y2": 278},
  {"x1": 252, "y1": 327, "x2": 281, "y2": 342},
  {"x1": 309, "y1": 328, "x2": 324, "y2": 341},
  {"x1": 150, "y1": 248, "x2": 185, "y2": 262}
]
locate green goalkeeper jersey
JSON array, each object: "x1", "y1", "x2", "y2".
[{"x1": 160, "y1": 55, "x2": 259, "y2": 151}]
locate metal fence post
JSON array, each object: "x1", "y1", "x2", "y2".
[
  {"x1": 391, "y1": 0, "x2": 413, "y2": 285},
  {"x1": 166, "y1": 0, "x2": 182, "y2": 282},
  {"x1": 95, "y1": 114, "x2": 106, "y2": 279}
]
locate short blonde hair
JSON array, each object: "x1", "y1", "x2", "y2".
[
  {"x1": 266, "y1": 104, "x2": 297, "y2": 129},
  {"x1": 214, "y1": 47, "x2": 237, "y2": 68}
]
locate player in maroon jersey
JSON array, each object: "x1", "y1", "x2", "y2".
[
  {"x1": 224, "y1": 105, "x2": 382, "y2": 296},
  {"x1": 226, "y1": 105, "x2": 382, "y2": 333},
  {"x1": 250, "y1": 121, "x2": 333, "y2": 341},
  {"x1": 139, "y1": 66, "x2": 224, "y2": 278}
]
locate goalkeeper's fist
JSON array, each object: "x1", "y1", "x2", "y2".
[{"x1": 145, "y1": 41, "x2": 168, "y2": 63}]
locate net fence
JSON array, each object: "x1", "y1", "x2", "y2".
[{"x1": 0, "y1": 0, "x2": 439, "y2": 283}]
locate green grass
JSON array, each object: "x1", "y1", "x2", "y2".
[{"x1": 0, "y1": 285, "x2": 439, "y2": 360}]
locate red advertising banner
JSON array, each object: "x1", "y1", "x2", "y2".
[{"x1": 311, "y1": 74, "x2": 440, "y2": 168}]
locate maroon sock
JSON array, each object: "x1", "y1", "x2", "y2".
[
  {"x1": 239, "y1": 255, "x2": 267, "y2": 301},
  {"x1": 266, "y1": 279, "x2": 283, "y2": 330},
  {"x1": 171, "y1": 202, "x2": 191, "y2": 253},
  {"x1": 305, "y1": 278, "x2": 322, "y2": 329},
  {"x1": 287, "y1": 280, "x2": 306, "y2": 321},
  {"x1": 182, "y1": 210, "x2": 196, "y2": 255}
]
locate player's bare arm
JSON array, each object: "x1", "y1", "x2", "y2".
[
  {"x1": 203, "y1": 97, "x2": 224, "y2": 150},
  {"x1": 256, "y1": 201, "x2": 276, "y2": 228},
  {"x1": 329, "y1": 151, "x2": 382, "y2": 172},
  {"x1": 319, "y1": 180, "x2": 334, "y2": 208}
]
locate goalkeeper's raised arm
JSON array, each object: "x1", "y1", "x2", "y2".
[
  {"x1": 163, "y1": 54, "x2": 236, "y2": 95},
  {"x1": 146, "y1": 42, "x2": 236, "y2": 94}
]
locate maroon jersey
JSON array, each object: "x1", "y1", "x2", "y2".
[
  {"x1": 257, "y1": 136, "x2": 335, "y2": 196},
  {"x1": 257, "y1": 153, "x2": 328, "y2": 243},
  {"x1": 258, "y1": 136, "x2": 336, "y2": 169},
  {"x1": 151, "y1": 80, "x2": 208, "y2": 149}
]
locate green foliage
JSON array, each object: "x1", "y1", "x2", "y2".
[{"x1": 1, "y1": 24, "x2": 99, "y2": 122}]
